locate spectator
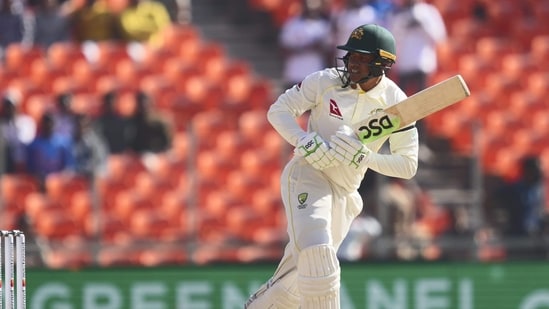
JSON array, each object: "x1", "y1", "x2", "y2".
[
  {"x1": 31, "y1": 0, "x2": 71, "y2": 49},
  {"x1": 93, "y1": 90, "x2": 133, "y2": 154},
  {"x1": 51, "y1": 92, "x2": 77, "y2": 140},
  {"x1": 67, "y1": 0, "x2": 118, "y2": 43},
  {"x1": 128, "y1": 91, "x2": 171, "y2": 154},
  {"x1": 26, "y1": 112, "x2": 75, "y2": 189},
  {"x1": 114, "y1": 0, "x2": 171, "y2": 47},
  {"x1": 387, "y1": 0, "x2": 447, "y2": 95},
  {"x1": 331, "y1": 0, "x2": 379, "y2": 59},
  {"x1": 495, "y1": 156, "x2": 546, "y2": 237},
  {"x1": 279, "y1": 0, "x2": 332, "y2": 90},
  {"x1": 0, "y1": 95, "x2": 36, "y2": 173},
  {"x1": 0, "y1": 0, "x2": 26, "y2": 58},
  {"x1": 72, "y1": 114, "x2": 108, "y2": 180}
]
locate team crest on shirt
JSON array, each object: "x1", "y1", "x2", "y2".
[
  {"x1": 329, "y1": 99, "x2": 343, "y2": 120},
  {"x1": 297, "y1": 193, "x2": 308, "y2": 209}
]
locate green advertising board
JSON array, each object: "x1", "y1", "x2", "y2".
[{"x1": 27, "y1": 261, "x2": 549, "y2": 309}]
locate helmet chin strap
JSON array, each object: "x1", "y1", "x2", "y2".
[{"x1": 348, "y1": 73, "x2": 377, "y2": 88}]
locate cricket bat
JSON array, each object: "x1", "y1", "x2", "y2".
[{"x1": 353, "y1": 74, "x2": 471, "y2": 143}]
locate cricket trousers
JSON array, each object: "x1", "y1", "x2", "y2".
[{"x1": 245, "y1": 158, "x2": 363, "y2": 308}]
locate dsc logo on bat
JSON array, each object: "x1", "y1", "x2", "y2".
[{"x1": 357, "y1": 113, "x2": 400, "y2": 143}]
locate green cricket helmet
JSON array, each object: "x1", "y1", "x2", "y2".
[{"x1": 336, "y1": 24, "x2": 397, "y2": 87}]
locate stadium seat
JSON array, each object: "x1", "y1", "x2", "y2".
[
  {"x1": 500, "y1": 53, "x2": 536, "y2": 84},
  {"x1": 527, "y1": 72, "x2": 549, "y2": 98},
  {"x1": 191, "y1": 110, "x2": 232, "y2": 150},
  {"x1": 160, "y1": 24, "x2": 201, "y2": 55},
  {"x1": 0, "y1": 174, "x2": 39, "y2": 215},
  {"x1": 238, "y1": 109, "x2": 271, "y2": 148},
  {"x1": 44, "y1": 172, "x2": 90, "y2": 206},
  {"x1": 43, "y1": 245, "x2": 93, "y2": 269},
  {"x1": 531, "y1": 35, "x2": 549, "y2": 70},
  {"x1": 97, "y1": 245, "x2": 141, "y2": 266},
  {"x1": 476, "y1": 37, "x2": 516, "y2": 70},
  {"x1": 3, "y1": 43, "x2": 44, "y2": 76},
  {"x1": 139, "y1": 246, "x2": 187, "y2": 266},
  {"x1": 47, "y1": 42, "x2": 86, "y2": 73}
]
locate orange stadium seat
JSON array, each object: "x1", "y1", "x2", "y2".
[
  {"x1": 238, "y1": 109, "x2": 272, "y2": 148},
  {"x1": 46, "y1": 42, "x2": 86, "y2": 73},
  {"x1": 3, "y1": 43, "x2": 44, "y2": 76},
  {"x1": 508, "y1": 91, "x2": 545, "y2": 123},
  {"x1": 159, "y1": 24, "x2": 201, "y2": 55},
  {"x1": 500, "y1": 53, "x2": 536, "y2": 83},
  {"x1": 0, "y1": 174, "x2": 39, "y2": 215},
  {"x1": 191, "y1": 110, "x2": 233, "y2": 150},
  {"x1": 93, "y1": 42, "x2": 131, "y2": 74},
  {"x1": 476, "y1": 37, "x2": 517, "y2": 70},
  {"x1": 139, "y1": 246, "x2": 187, "y2": 266},
  {"x1": 531, "y1": 35, "x2": 549, "y2": 70},
  {"x1": 97, "y1": 246, "x2": 142, "y2": 266},
  {"x1": 527, "y1": 72, "x2": 549, "y2": 97},
  {"x1": 457, "y1": 53, "x2": 494, "y2": 89},
  {"x1": 44, "y1": 172, "x2": 90, "y2": 206}
]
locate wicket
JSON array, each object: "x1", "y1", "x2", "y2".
[{"x1": 0, "y1": 230, "x2": 26, "y2": 309}]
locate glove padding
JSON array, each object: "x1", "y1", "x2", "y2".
[
  {"x1": 295, "y1": 132, "x2": 339, "y2": 170},
  {"x1": 330, "y1": 126, "x2": 371, "y2": 169}
]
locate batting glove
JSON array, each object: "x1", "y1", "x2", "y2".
[
  {"x1": 330, "y1": 125, "x2": 371, "y2": 169},
  {"x1": 295, "y1": 132, "x2": 339, "y2": 170}
]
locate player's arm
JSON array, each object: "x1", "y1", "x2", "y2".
[
  {"x1": 366, "y1": 126, "x2": 419, "y2": 179},
  {"x1": 267, "y1": 72, "x2": 321, "y2": 146},
  {"x1": 268, "y1": 73, "x2": 339, "y2": 170}
]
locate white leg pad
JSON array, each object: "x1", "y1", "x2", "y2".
[
  {"x1": 297, "y1": 244, "x2": 341, "y2": 309},
  {"x1": 245, "y1": 275, "x2": 300, "y2": 309}
]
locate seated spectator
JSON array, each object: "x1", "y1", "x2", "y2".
[
  {"x1": 93, "y1": 90, "x2": 134, "y2": 154},
  {"x1": 128, "y1": 91, "x2": 171, "y2": 154},
  {"x1": 72, "y1": 114, "x2": 108, "y2": 180},
  {"x1": 26, "y1": 112, "x2": 75, "y2": 189},
  {"x1": 31, "y1": 0, "x2": 71, "y2": 49},
  {"x1": 52, "y1": 92, "x2": 78, "y2": 140},
  {"x1": 494, "y1": 156, "x2": 546, "y2": 237},
  {"x1": 0, "y1": 96, "x2": 36, "y2": 173},
  {"x1": 0, "y1": 0, "x2": 27, "y2": 58},
  {"x1": 66, "y1": 0, "x2": 118, "y2": 43},
  {"x1": 115, "y1": 0, "x2": 171, "y2": 46}
]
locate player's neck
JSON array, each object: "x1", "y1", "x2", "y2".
[{"x1": 356, "y1": 76, "x2": 382, "y2": 92}]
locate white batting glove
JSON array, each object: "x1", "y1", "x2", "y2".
[
  {"x1": 295, "y1": 132, "x2": 339, "y2": 170},
  {"x1": 330, "y1": 125, "x2": 371, "y2": 169}
]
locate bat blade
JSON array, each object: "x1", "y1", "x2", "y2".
[{"x1": 353, "y1": 74, "x2": 470, "y2": 143}]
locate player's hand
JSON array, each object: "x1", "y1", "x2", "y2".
[
  {"x1": 330, "y1": 125, "x2": 371, "y2": 169},
  {"x1": 295, "y1": 132, "x2": 339, "y2": 170}
]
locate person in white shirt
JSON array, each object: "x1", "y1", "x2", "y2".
[
  {"x1": 245, "y1": 23, "x2": 418, "y2": 309},
  {"x1": 279, "y1": 0, "x2": 332, "y2": 90},
  {"x1": 387, "y1": 0, "x2": 447, "y2": 95},
  {"x1": 331, "y1": 0, "x2": 379, "y2": 59}
]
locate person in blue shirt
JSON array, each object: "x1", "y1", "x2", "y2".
[{"x1": 26, "y1": 112, "x2": 75, "y2": 190}]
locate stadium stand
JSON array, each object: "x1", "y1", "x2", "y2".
[{"x1": 2, "y1": 0, "x2": 549, "y2": 268}]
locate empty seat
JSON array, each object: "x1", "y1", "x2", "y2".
[
  {"x1": 0, "y1": 174, "x2": 39, "y2": 214},
  {"x1": 531, "y1": 35, "x2": 549, "y2": 69},
  {"x1": 139, "y1": 246, "x2": 187, "y2": 266}
]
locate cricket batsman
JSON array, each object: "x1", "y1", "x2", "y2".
[{"x1": 245, "y1": 24, "x2": 419, "y2": 308}]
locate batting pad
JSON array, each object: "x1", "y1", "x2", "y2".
[
  {"x1": 297, "y1": 244, "x2": 341, "y2": 309},
  {"x1": 245, "y1": 276, "x2": 300, "y2": 309}
]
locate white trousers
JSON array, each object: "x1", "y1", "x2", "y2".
[{"x1": 245, "y1": 158, "x2": 363, "y2": 308}]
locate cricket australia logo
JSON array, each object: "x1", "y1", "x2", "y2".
[
  {"x1": 351, "y1": 28, "x2": 364, "y2": 40},
  {"x1": 297, "y1": 193, "x2": 308, "y2": 209},
  {"x1": 329, "y1": 99, "x2": 343, "y2": 120}
]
